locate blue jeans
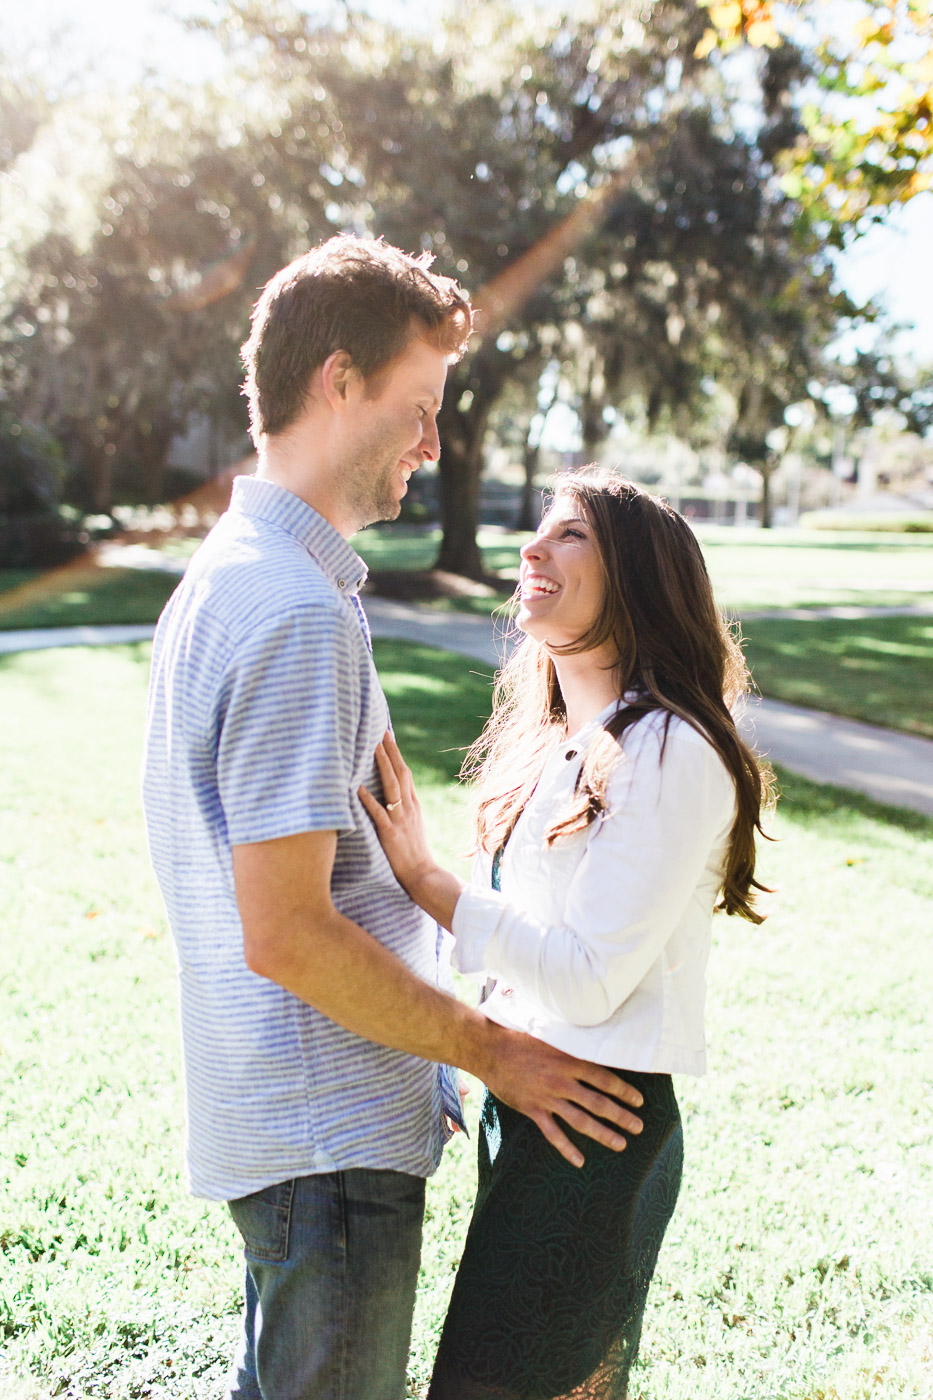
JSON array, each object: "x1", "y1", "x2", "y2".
[{"x1": 225, "y1": 1170, "x2": 426, "y2": 1400}]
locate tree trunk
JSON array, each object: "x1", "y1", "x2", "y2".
[
  {"x1": 434, "y1": 350, "x2": 503, "y2": 578},
  {"x1": 77, "y1": 422, "x2": 113, "y2": 516},
  {"x1": 516, "y1": 376, "x2": 559, "y2": 531},
  {"x1": 580, "y1": 395, "x2": 609, "y2": 459},
  {"x1": 759, "y1": 458, "x2": 775, "y2": 529},
  {"x1": 516, "y1": 437, "x2": 541, "y2": 531},
  {"x1": 435, "y1": 399, "x2": 488, "y2": 577},
  {"x1": 89, "y1": 454, "x2": 114, "y2": 516},
  {"x1": 137, "y1": 425, "x2": 173, "y2": 505}
]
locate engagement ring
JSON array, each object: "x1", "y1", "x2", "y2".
[{"x1": 385, "y1": 800, "x2": 401, "y2": 812}]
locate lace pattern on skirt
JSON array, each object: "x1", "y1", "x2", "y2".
[{"x1": 428, "y1": 1074, "x2": 682, "y2": 1400}]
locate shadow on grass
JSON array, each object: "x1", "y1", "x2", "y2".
[
  {"x1": 0, "y1": 568, "x2": 178, "y2": 631},
  {"x1": 744, "y1": 614, "x2": 933, "y2": 738},
  {"x1": 774, "y1": 763, "x2": 933, "y2": 838},
  {"x1": 0, "y1": 568, "x2": 42, "y2": 595}
]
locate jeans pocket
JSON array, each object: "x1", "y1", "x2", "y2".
[{"x1": 228, "y1": 1178, "x2": 295, "y2": 1263}]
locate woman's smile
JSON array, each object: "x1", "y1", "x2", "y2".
[{"x1": 520, "y1": 572, "x2": 560, "y2": 598}]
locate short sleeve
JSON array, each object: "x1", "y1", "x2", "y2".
[{"x1": 217, "y1": 605, "x2": 364, "y2": 845}]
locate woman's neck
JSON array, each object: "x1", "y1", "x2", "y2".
[{"x1": 551, "y1": 647, "x2": 623, "y2": 738}]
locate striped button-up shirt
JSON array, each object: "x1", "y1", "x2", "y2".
[{"x1": 143, "y1": 476, "x2": 449, "y2": 1200}]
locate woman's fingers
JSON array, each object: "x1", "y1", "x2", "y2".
[
  {"x1": 373, "y1": 742, "x2": 401, "y2": 807},
  {"x1": 382, "y1": 731, "x2": 415, "y2": 800},
  {"x1": 373, "y1": 732, "x2": 418, "y2": 813},
  {"x1": 358, "y1": 784, "x2": 385, "y2": 825}
]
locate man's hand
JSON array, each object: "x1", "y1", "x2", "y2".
[{"x1": 478, "y1": 1024, "x2": 643, "y2": 1168}]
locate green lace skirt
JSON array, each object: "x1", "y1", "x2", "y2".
[{"x1": 428, "y1": 1069, "x2": 683, "y2": 1400}]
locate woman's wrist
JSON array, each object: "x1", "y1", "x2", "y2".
[{"x1": 406, "y1": 864, "x2": 464, "y2": 931}]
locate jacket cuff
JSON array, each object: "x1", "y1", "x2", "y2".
[{"x1": 451, "y1": 885, "x2": 505, "y2": 975}]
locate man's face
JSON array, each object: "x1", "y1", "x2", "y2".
[{"x1": 340, "y1": 336, "x2": 448, "y2": 531}]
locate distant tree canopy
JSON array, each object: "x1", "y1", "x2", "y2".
[
  {"x1": 0, "y1": 0, "x2": 928, "y2": 566},
  {"x1": 700, "y1": 0, "x2": 933, "y2": 230}
]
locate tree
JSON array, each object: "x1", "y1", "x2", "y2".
[
  {"x1": 216, "y1": 0, "x2": 857, "y2": 566},
  {"x1": 0, "y1": 79, "x2": 338, "y2": 515},
  {"x1": 697, "y1": 0, "x2": 933, "y2": 232},
  {"x1": 0, "y1": 0, "x2": 885, "y2": 554}
]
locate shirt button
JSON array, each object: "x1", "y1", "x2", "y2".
[
  {"x1": 565, "y1": 749, "x2": 577, "y2": 760},
  {"x1": 337, "y1": 578, "x2": 347, "y2": 589},
  {"x1": 500, "y1": 986, "x2": 513, "y2": 998}
]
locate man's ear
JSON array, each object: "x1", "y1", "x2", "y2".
[{"x1": 320, "y1": 349, "x2": 362, "y2": 412}]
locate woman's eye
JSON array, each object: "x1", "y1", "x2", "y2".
[{"x1": 562, "y1": 528, "x2": 584, "y2": 540}]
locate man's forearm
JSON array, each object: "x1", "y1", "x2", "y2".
[
  {"x1": 246, "y1": 900, "x2": 500, "y2": 1080},
  {"x1": 233, "y1": 831, "x2": 643, "y2": 1166}
]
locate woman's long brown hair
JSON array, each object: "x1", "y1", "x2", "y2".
[{"x1": 463, "y1": 469, "x2": 774, "y2": 923}]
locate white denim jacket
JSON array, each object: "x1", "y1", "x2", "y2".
[{"x1": 451, "y1": 701, "x2": 737, "y2": 1075}]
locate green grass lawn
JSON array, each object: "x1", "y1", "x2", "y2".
[
  {"x1": 1, "y1": 525, "x2": 931, "y2": 740},
  {"x1": 354, "y1": 522, "x2": 933, "y2": 612},
  {"x1": 742, "y1": 614, "x2": 933, "y2": 738},
  {"x1": 0, "y1": 570, "x2": 41, "y2": 596},
  {"x1": 696, "y1": 526, "x2": 933, "y2": 612},
  {"x1": 1, "y1": 642, "x2": 931, "y2": 1399},
  {"x1": 0, "y1": 566, "x2": 179, "y2": 631}
]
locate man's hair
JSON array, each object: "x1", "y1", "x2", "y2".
[{"x1": 241, "y1": 235, "x2": 473, "y2": 442}]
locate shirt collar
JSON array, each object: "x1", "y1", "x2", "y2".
[{"x1": 229, "y1": 475, "x2": 368, "y2": 595}]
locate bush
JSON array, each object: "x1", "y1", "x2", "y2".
[
  {"x1": 799, "y1": 510, "x2": 933, "y2": 533},
  {"x1": 0, "y1": 414, "x2": 83, "y2": 566}
]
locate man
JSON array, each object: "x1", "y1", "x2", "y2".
[{"x1": 142, "y1": 235, "x2": 642, "y2": 1400}]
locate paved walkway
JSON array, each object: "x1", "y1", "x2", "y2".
[{"x1": 2, "y1": 601, "x2": 932, "y2": 818}]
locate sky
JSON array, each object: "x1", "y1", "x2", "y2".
[{"x1": 2, "y1": 0, "x2": 931, "y2": 367}]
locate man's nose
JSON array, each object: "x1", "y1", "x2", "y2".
[{"x1": 420, "y1": 417, "x2": 441, "y2": 463}]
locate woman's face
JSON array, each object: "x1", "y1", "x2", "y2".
[{"x1": 517, "y1": 497, "x2": 606, "y2": 649}]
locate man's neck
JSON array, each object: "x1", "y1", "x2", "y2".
[{"x1": 256, "y1": 430, "x2": 354, "y2": 538}]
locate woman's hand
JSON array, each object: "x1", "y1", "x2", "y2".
[
  {"x1": 359, "y1": 733, "x2": 465, "y2": 927},
  {"x1": 359, "y1": 731, "x2": 438, "y2": 898}
]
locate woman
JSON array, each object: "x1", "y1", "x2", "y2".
[{"x1": 360, "y1": 469, "x2": 771, "y2": 1400}]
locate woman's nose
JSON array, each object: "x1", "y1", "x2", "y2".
[{"x1": 520, "y1": 535, "x2": 546, "y2": 563}]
